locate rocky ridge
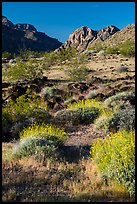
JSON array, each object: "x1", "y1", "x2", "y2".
[
  {"x1": 2, "y1": 16, "x2": 62, "y2": 53},
  {"x1": 97, "y1": 24, "x2": 135, "y2": 48},
  {"x1": 56, "y1": 25, "x2": 120, "y2": 52}
]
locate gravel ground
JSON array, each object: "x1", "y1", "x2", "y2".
[{"x1": 65, "y1": 124, "x2": 105, "y2": 147}]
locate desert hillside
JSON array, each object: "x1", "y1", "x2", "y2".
[
  {"x1": 88, "y1": 24, "x2": 135, "y2": 49},
  {"x1": 2, "y1": 21, "x2": 135, "y2": 202}
]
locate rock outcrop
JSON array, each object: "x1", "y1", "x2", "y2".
[
  {"x1": 96, "y1": 25, "x2": 119, "y2": 41},
  {"x1": 2, "y1": 16, "x2": 62, "y2": 53},
  {"x1": 98, "y1": 24, "x2": 135, "y2": 48},
  {"x1": 2, "y1": 16, "x2": 15, "y2": 28},
  {"x1": 15, "y1": 23, "x2": 37, "y2": 32},
  {"x1": 56, "y1": 25, "x2": 120, "y2": 52}
]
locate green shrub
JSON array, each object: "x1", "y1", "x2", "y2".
[
  {"x1": 4, "y1": 94, "x2": 50, "y2": 123},
  {"x1": 27, "y1": 108, "x2": 51, "y2": 123},
  {"x1": 10, "y1": 108, "x2": 51, "y2": 138},
  {"x1": 66, "y1": 99, "x2": 112, "y2": 126},
  {"x1": 66, "y1": 52, "x2": 89, "y2": 82},
  {"x1": 18, "y1": 49, "x2": 40, "y2": 59},
  {"x1": 57, "y1": 47, "x2": 77, "y2": 63},
  {"x1": 2, "y1": 94, "x2": 51, "y2": 141},
  {"x1": 20, "y1": 124, "x2": 67, "y2": 146},
  {"x1": 104, "y1": 91, "x2": 135, "y2": 109},
  {"x1": 40, "y1": 87, "x2": 64, "y2": 100},
  {"x1": 6, "y1": 58, "x2": 44, "y2": 83},
  {"x1": 41, "y1": 51, "x2": 58, "y2": 67},
  {"x1": 95, "y1": 106, "x2": 135, "y2": 133},
  {"x1": 105, "y1": 47, "x2": 119, "y2": 54},
  {"x1": 54, "y1": 107, "x2": 100, "y2": 125},
  {"x1": 90, "y1": 130, "x2": 135, "y2": 196},
  {"x1": 109, "y1": 107, "x2": 135, "y2": 132},
  {"x1": 13, "y1": 137, "x2": 58, "y2": 160},
  {"x1": 116, "y1": 66, "x2": 128, "y2": 73},
  {"x1": 90, "y1": 43, "x2": 104, "y2": 52},
  {"x1": 54, "y1": 109, "x2": 76, "y2": 125},
  {"x1": 67, "y1": 99, "x2": 105, "y2": 113},
  {"x1": 68, "y1": 66, "x2": 89, "y2": 82},
  {"x1": 118, "y1": 40, "x2": 135, "y2": 57},
  {"x1": 94, "y1": 114, "x2": 113, "y2": 133},
  {"x1": 79, "y1": 107, "x2": 100, "y2": 124}
]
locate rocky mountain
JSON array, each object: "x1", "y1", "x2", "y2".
[
  {"x1": 97, "y1": 24, "x2": 135, "y2": 49},
  {"x1": 2, "y1": 16, "x2": 62, "y2": 53},
  {"x1": 2, "y1": 16, "x2": 15, "y2": 28},
  {"x1": 56, "y1": 25, "x2": 120, "y2": 52},
  {"x1": 15, "y1": 23, "x2": 37, "y2": 32}
]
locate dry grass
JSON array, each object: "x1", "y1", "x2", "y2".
[
  {"x1": 2, "y1": 143, "x2": 134, "y2": 202},
  {"x1": 2, "y1": 142, "x2": 16, "y2": 161}
]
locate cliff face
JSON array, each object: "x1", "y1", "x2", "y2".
[
  {"x1": 2, "y1": 16, "x2": 62, "y2": 53},
  {"x1": 56, "y1": 25, "x2": 120, "y2": 52}
]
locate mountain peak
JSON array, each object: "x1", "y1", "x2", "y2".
[
  {"x1": 2, "y1": 16, "x2": 15, "y2": 28},
  {"x1": 15, "y1": 23, "x2": 37, "y2": 32},
  {"x1": 2, "y1": 16, "x2": 62, "y2": 53},
  {"x1": 97, "y1": 25, "x2": 120, "y2": 41},
  {"x1": 56, "y1": 24, "x2": 119, "y2": 52}
]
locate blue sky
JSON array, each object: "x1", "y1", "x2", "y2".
[{"x1": 2, "y1": 2, "x2": 135, "y2": 43}]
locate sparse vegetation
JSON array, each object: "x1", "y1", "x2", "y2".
[
  {"x1": 57, "y1": 47, "x2": 77, "y2": 63},
  {"x1": 104, "y1": 40, "x2": 135, "y2": 57},
  {"x1": 89, "y1": 42, "x2": 104, "y2": 52},
  {"x1": 89, "y1": 39, "x2": 135, "y2": 58},
  {"x1": 2, "y1": 31, "x2": 135, "y2": 202},
  {"x1": 119, "y1": 40, "x2": 135, "y2": 57},
  {"x1": 105, "y1": 47, "x2": 119, "y2": 54},
  {"x1": 5, "y1": 58, "x2": 44, "y2": 83},
  {"x1": 68, "y1": 65, "x2": 89, "y2": 82},
  {"x1": 66, "y1": 52, "x2": 89, "y2": 82},
  {"x1": 41, "y1": 51, "x2": 58, "y2": 67},
  {"x1": 2, "y1": 51, "x2": 13, "y2": 59},
  {"x1": 18, "y1": 49, "x2": 41, "y2": 60}
]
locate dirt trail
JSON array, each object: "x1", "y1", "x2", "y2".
[
  {"x1": 65, "y1": 124, "x2": 104, "y2": 146},
  {"x1": 59, "y1": 124, "x2": 106, "y2": 162}
]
